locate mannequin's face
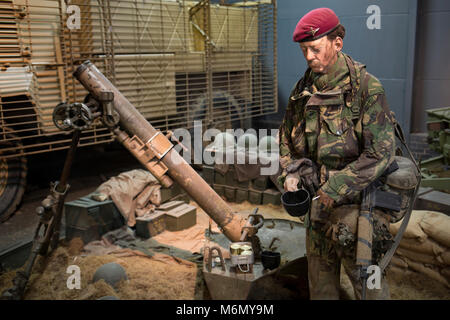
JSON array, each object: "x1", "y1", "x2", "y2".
[{"x1": 299, "y1": 36, "x2": 343, "y2": 74}]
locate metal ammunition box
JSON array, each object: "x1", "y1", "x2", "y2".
[
  {"x1": 235, "y1": 189, "x2": 249, "y2": 203},
  {"x1": 262, "y1": 189, "x2": 282, "y2": 206},
  {"x1": 215, "y1": 171, "x2": 227, "y2": 185},
  {"x1": 160, "y1": 182, "x2": 184, "y2": 203},
  {"x1": 158, "y1": 200, "x2": 186, "y2": 211},
  {"x1": 251, "y1": 176, "x2": 270, "y2": 191},
  {"x1": 64, "y1": 196, "x2": 124, "y2": 243},
  {"x1": 248, "y1": 189, "x2": 263, "y2": 205},
  {"x1": 202, "y1": 166, "x2": 215, "y2": 184},
  {"x1": 213, "y1": 184, "x2": 226, "y2": 198},
  {"x1": 226, "y1": 166, "x2": 249, "y2": 188},
  {"x1": 135, "y1": 211, "x2": 167, "y2": 239},
  {"x1": 224, "y1": 186, "x2": 236, "y2": 202},
  {"x1": 164, "y1": 204, "x2": 197, "y2": 232}
]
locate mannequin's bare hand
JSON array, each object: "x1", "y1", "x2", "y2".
[{"x1": 284, "y1": 176, "x2": 300, "y2": 192}]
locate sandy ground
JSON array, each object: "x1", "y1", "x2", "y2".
[{"x1": 0, "y1": 242, "x2": 198, "y2": 300}]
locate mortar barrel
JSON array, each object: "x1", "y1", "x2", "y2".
[{"x1": 73, "y1": 61, "x2": 245, "y2": 242}]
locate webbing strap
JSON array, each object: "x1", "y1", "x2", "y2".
[
  {"x1": 343, "y1": 53, "x2": 359, "y2": 98},
  {"x1": 379, "y1": 121, "x2": 422, "y2": 272},
  {"x1": 342, "y1": 54, "x2": 421, "y2": 273}
]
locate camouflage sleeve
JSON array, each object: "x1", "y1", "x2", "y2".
[
  {"x1": 320, "y1": 93, "x2": 395, "y2": 203},
  {"x1": 277, "y1": 93, "x2": 304, "y2": 187}
]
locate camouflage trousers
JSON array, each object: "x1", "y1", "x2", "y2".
[{"x1": 305, "y1": 206, "x2": 391, "y2": 300}]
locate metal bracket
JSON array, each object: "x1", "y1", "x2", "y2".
[
  {"x1": 114, "y1": 129, "x2": 173, "y2": 188},
  {"x1": 52, "y1": 181, "x2": 70, "y2": 196},
  {"x1": 146, "y1": 132, "x2": 174, "y2": 160}
]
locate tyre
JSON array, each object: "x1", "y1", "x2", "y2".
[
  {"x1": 188, "y1": 90, "x2": 246, "y2": 131},
  {"x1": 0, "y1": 128, "x2": 27, "y2": 223}
]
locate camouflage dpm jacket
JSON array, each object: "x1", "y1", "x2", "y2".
[{"x1": 279, "y1": 52, "x2": 396, "y2": 205}]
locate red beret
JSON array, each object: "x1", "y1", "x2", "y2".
[{"x1": 293, "y1": 8, "x2": 340, "y2": 43}]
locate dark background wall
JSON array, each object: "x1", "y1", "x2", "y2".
[
  {"x1": 411, "y1": 0, "x2": 450, "y2": 133},
  {"x1": 257, "y1": 0, "x2": 449, "y2": 147}
]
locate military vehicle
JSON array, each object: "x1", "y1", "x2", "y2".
[{"x1": 0, "y1": 0, "x2": 278, "y2": 222}]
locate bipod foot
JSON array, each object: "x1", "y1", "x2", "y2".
[{"x1": 1, "y1": 270, "x2": 28, "y2": 300}]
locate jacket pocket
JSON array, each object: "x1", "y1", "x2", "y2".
[
  {"x1": 322, "y1": 113, "x2": 350, "y2": 137},
  {"x1": 319, "y1": 110, "x2": 360, "y2": 164}
]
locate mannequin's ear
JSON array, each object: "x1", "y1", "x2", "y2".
[{"x1": 334, "y1": 37, "x2": 343, "y2": 52}]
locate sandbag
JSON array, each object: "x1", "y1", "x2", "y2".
[
  {"x1": 438, "y1": 251, "x2": 450, "y2": 266},
  {"x1": 404, "y1": 258, "x2": 449, "y2": 288},
  {"x1": 387, "y1": 265, "x2": 407, "y2": 276},
  {"x1": 396, "y1": 248, "x2": 443, "y2": 267},
  {"x1": 398, "y1": 237, "x2": 446, "y2": 257},
  {"x1": 419, "y1": 211, "x2": 450, "y2": 248},
  {"x1": 390, "y1": 210, "x2": 428, "y2": 242},
  {"x1": 441, "y1": 268, "x2": 450, "y2": 281},
  {"x1": 391, "y1": 255, "x2": 409, "y2": 269}
]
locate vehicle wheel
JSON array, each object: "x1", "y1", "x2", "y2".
[
  {"x1": 188, "y1": 90, "x2": 246, "y2": 131},
  {"x1": 0, "y1": 129, "x2": 27, "y2": 223}
]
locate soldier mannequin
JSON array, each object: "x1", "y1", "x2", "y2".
[{"x1": 279, "y1": 8, "x2": 394, "y2": 299}]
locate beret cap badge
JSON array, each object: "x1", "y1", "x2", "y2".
[{"x1": 307, "y1": 27, "x2": 320, "y2": 36}]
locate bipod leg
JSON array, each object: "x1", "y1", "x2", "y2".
[{"x1": 1, "y1": 130, "x2": 80, "y2": 300}]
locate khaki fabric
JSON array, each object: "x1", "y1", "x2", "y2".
[{"x1": 92, "y1": 169, "x2": 161, "y2": 227}]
